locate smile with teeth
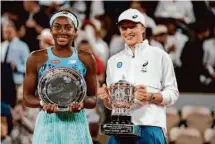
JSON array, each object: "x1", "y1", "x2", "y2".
[{"x1": 57, "y1": 35, "x2": 68, "y2": 38}]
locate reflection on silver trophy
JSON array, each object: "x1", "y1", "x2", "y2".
[
  {"x1": 38, "y1": 67, "x2": 87, "y2": 111},
  {"x1": 101, "y1": 79, "x2": 141, "y2": 137}
]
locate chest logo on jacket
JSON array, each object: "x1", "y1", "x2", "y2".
[
  {"x1": 117, "y1": 62, "x2": 123, "y2": 68},
  {"x1": 141, "y1": 61, "x2": 148, "y2": 72}
]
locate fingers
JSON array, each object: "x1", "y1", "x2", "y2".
[
  {"x1": 134, "y1": 85, "x2": 145, "y2": 92},
  {"x1": 68, "y1": 102, "x2": 83, "y2": 113},
  {"x1": 135, "y1": 85, "x2": 151, "y2": 102},
  {"x1": 97, "y1": 83, "x2": 110, "y2": 100},
  {"x1": 135, "y1": 85, "x2": 147, "y2": 96},
  {"x1": 136, "y1": 92, "x2": 151, "y2": 101},
  {"x1": 43, "y1": 104, "x2": 58, "y2": 113},
  {"x1": 98, "y1": 92, "x2": 109, "y2": 100},
  {"x1": 102, "y1": 83, "x2": 107, "y2": 88}
]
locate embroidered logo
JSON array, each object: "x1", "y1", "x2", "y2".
[
  {"x1": 132, "y1": 15, "x2": 138, "y2": 19},
  {"x1": 141, "y1": 61, "x2": 148, "y2": 72},
  {"x1": 68, "y1": 59, "x2": 76, "y2": 64},
  {"x1": 117, "y1": 62, "x2": 122, "y2": 68},
  {"x1": 51, "y1": 60, "x2": 60, "y2": 64}
]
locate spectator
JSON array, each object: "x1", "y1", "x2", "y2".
[
  {"x1": 180, "y1": 21, "x2": 210, "y2": 92},
  {"x1": 1, "y1": 102, "x2": 13, "y2": 144},
  {"x1": 20, "y1": 1, "x2": 49, "y2": 52},
  {"x1": 77, "y1": 19, "x2": 109, "y2": 66},
  {"x1": 78, "y1": 40, "x2": 105, "y2": 86},
  {"x1": 11, "y1": 85, "x2": 39, "y2": 144},
  {"x1": 1, "y1": 19, "x2": 30, "y2": 87},
  {"x1": 155, "y1": 0, "x2": 196, "y2": 24},
  {"x1": 1, "y1": 18, "x2": 29, "y2": 108},
  {"x1": 130, "y1": 1, "x2": 156, "y2": 29},
  {"x1": 151, "y1": 25, "x2": 168, "y2": 51},
  {"x1": 201, "y1": 27, "x2": 215, "y2": 92},
  {"x1": 37, "y1": 28, "x2": 54, "y2": 49},
  {"x1": 165, "y1": 18, "x2": 189, "y2": 68}
]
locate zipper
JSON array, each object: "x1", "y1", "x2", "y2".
[{"x1": 128, "y1": 55, "x2": 136, "y2": 85}]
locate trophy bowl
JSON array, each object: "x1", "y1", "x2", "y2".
[
  {"x1": 38, "y1": 67, "x2": 87, "y2": 111},
  {"x1": 109, "y1": 80, "x2": 135, "y2": 116},
  {"x1": 101, "y1": 80, "x2": 141, "y2": 137}
]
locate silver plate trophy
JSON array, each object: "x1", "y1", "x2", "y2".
[
  {"x1": 38, "y1": 67, "x2": 87, "y2": 111},
  {"x1": 101, "y1": 80, "x2": 141, "y2": 137}
]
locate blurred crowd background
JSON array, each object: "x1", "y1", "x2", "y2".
[{"x1": 1, "y1": 1, "x2": 215, "y2": 144}]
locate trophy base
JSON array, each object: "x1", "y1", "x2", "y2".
[{"x1": 101, "y1": 123, "x2": 141, "y2": 137}]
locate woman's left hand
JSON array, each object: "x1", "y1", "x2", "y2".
[
  {"x1": 68, "y1": 102, "x2": 84, "y2": 112},
  {"x1": 135, "y1": 85, "x2": 151, "y2": 102}
]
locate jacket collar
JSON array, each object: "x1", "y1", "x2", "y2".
[
  {"x1": 124, "y1": 39, "x2": 149, "y2": 56},
  {"x1": 5, "y1": 37, "x2": 19, "y2": 45}
]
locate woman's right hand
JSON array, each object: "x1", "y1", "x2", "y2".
[
  {"x1": 40, "y1": 100, "x2": 59, "y2": 113},
  {"x1": 97, "y1": 84, "x2": 110, "y2": 102}
]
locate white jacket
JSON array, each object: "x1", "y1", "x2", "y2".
[{"x1": 106, "y1": 40, "x2": 179, "y2": 131}]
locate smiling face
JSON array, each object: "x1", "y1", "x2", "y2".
[
  {"x1": 119, "y1": 20, "x2": 144, "y2": 47},
  {"x1": 50, "y1": 16, "x2": 77, "y2": 48}
]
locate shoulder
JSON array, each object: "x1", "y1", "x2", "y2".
[
  {"x1": 20, "y1": 40, "x2": 29, "y2": 47},
  {"x1": 147, "y1": 44, "x2": 167, "y2": 56},
  {"x1": 27, "y1": 49, "x2": 47, "y2": 63},
  {"x1": 147, "y1": 44, "x2": 172, "y2": 63},
  {"x1": 78, "y1": 49, "x2": 96, "y2": 67},
  {"x1": 108, "y1": 50, "x2": 125, "y2": 64},
  {"x1": 18, "y1": 39, "x2": 30, "y2": 50}
]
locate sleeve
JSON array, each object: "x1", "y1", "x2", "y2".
[
  {"x1": 16, "y1": 44, "x2": 30, "y2": 73},
  {"x1": 160, "y1": 52, "x2": 179, "y2": 106}
]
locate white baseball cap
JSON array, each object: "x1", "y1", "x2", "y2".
[
  {"x1": 118, "y1": 9, "x2": 145, "y2": 26},
  {"x1": 152, "y1": 25, "x2": 168, "y2": 36}
]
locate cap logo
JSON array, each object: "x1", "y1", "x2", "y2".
[{"x1": 132, "y1": 15, "x2": 138, "y2": 19}]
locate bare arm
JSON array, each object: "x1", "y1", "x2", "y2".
[
  {"x1": 23, "y1": 52, "x2": 40, "y2": 108},
  {"x1": 79, "y1": 50, "x2": 98, "y2": 109},
  {"x1": 97, "y1": 60, "x2": 112, "y2": 110}
]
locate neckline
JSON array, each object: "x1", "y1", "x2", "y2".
[
  {"x1": 49, "y1": 47, "x2": 76, "y2": 59},
  {"x1": 124, "y1": 40, "x2": 149, "y2": 56}
]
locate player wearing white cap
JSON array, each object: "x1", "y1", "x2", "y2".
[{"x1": 97, "y1": 9, "x2": 179, "y2": 144}]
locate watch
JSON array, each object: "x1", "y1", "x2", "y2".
[{"x1": 149, "y1": 93, "x2": 156, "y2": 103}]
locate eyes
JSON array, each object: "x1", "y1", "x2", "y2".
[
  {"x1": 120, "y1": 25, "x2": 137, "y2": 31},
  {"x1": 52, "y1": 24, "x2": 74, "y2": 31}
]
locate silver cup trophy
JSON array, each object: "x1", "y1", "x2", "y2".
[
  {"x1": 101, "y1": 80, "x2": 141, "y2": 137},
  {"x1": 38, "y1": 67, "x2": 87, "y2": 111}
]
